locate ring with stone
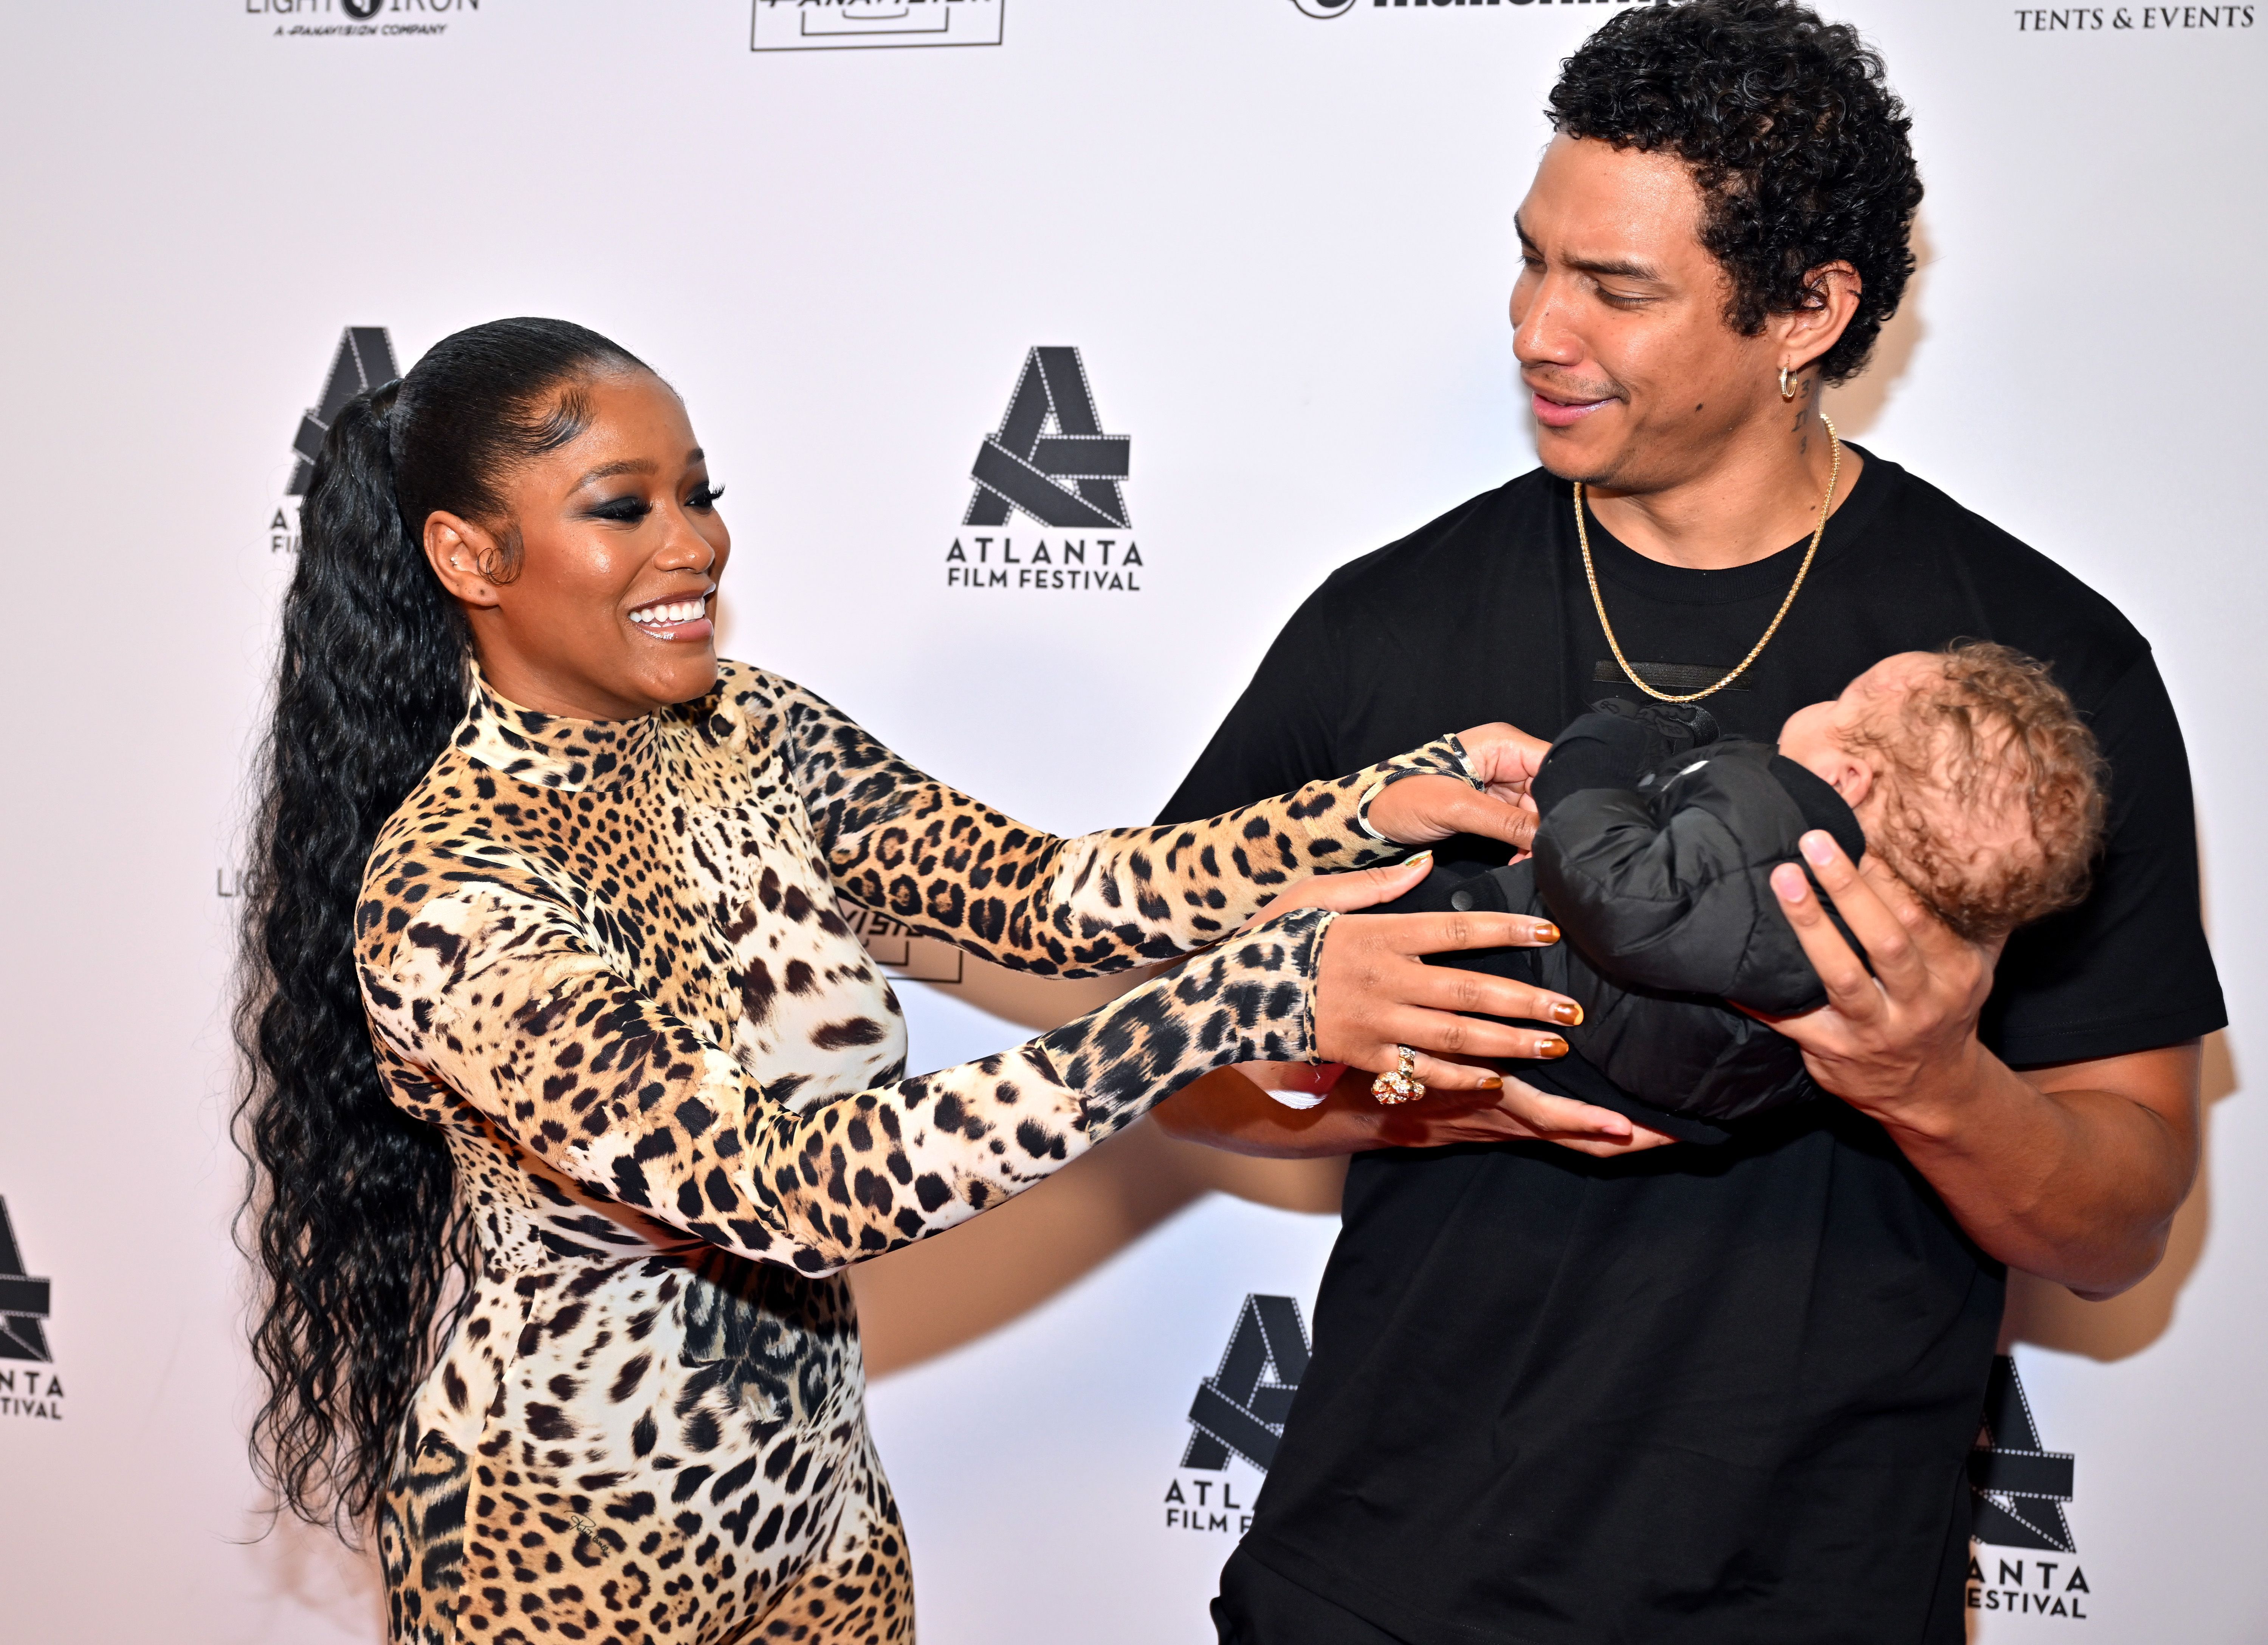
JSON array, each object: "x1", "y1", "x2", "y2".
[{"x1": 1372, "y1": 1044, "x2": 1426, "y2": 1106}]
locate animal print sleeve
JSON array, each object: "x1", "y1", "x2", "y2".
[
  {"x1": 763, "y1": 676, "x2": 1477, "y2": 974},
  {"x1": 360, "y1": 872, "x2": 1334, "y2": 1275}
]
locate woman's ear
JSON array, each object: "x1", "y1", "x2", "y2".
[{"x1": 423, "y1": 512, "x2": 505, "y2": 608}]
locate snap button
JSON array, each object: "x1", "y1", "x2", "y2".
[{"x1": 1449, "y1": 888, "x2": 1478, "y2": 912}]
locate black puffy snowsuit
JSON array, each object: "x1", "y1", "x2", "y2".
[{"x1": 1384, "y1": 700, "x2": 1867, "y2": 1144}]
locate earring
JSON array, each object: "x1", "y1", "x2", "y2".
[{"x1": 1778, "y1": 366, "x2": 1798, "y2": 402}]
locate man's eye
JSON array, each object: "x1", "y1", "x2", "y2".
[
  {"x1": 588, "y1": 496, "x2": 652, "y2": 524},
  {"x1": 687, "y1": 482, "x2": 726, "y2": 511}
]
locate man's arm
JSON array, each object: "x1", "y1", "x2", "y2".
[{"x1": 1761, "y1": 835, "x2": 2200, "y2": 1297}]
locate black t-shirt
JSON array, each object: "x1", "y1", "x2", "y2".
[{"x1": 1161, "y1": 452, "x2": 2224, "y2": 1645}]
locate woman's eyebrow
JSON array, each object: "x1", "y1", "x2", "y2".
[{"x1": 573, "y1": 457, "x2": 659, "y2": 486}]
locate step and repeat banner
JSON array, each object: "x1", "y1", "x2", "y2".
[{"x1": 2, "y1": 2, "x2": 2262, "y2": 1640}]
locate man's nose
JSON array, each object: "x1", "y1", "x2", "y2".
[{"x1": 1513, "y1": 277, "x2": 1583, "y2": 369}]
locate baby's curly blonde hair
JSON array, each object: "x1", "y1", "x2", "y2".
[{"x1": 1848, "y1": 642, "x2": 2108, "y2": 943}]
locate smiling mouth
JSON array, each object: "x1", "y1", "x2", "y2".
[
  {"x1": 1529, "y1": 384, "x2": 1620, "y2": 430},
  {"x1": 627, "y1": 594, "x2": 713, "y2": 640}
]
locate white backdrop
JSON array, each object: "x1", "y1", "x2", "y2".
[{"x1": 2, "y1": 2, "x2": 2262, "y2": 1639}]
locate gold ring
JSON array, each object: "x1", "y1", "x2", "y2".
[{"x1": 1372, "y1": 1045, "x2": 1426, "y2": 1106}]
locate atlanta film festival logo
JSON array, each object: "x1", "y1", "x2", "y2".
[
  {"x1": 947, "y1": 347, "x2": 1145, "y2": 595},
  {"x1": 1968, "y1": 1354, "x2": 2093, "y2": 1620},
  {"x1": 1159, "y1": 1311, "x2": 2099, "y2": 1621},
  {"x1": 1163, "y1": 1295, "x2": 1311, "y2": 1536},
  {"x1": 0, "y1": 1197, "x2": 65, "y2": 1423},
  {"x1": 269, "y1": 326, "x2": 400, "y2": 553},
  {"x1": 753, "y1": 0, "x2": 1004, "y2": 52}
]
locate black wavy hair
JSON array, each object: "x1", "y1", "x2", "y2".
[
  {"x1": 1547, "y1": 0, "x2": 1923, "y2": 384},
  {"x1": 236, "y1": 316, "x2": 646, "y2": 1533}
]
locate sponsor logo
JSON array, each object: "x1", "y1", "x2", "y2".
[
  {"x1": 752, "y1": 0, "x2": 1005, "y2": 52},
  {"x1": 841, "y1": 905, "x2": 965, "y2": 985},
  {"x1": 0, "y1": 1198, "x2": 66, "y2": 1422},
  {"x1": 947, "y1": 347, "x2": 1145, "y2": 594},
  {"x1": 1163, "y1": 1295, "x2": 1311, "y2": 1535},
  {"x1": 2014, "y1": 5, "x2": 2254, "y2": 26},
  {"x1": 270, "y1": 327, "x2": 399, "y2": 553},
  {"x1": 1968, "y1": 1354, "x2": 2090, "y2": 1619},
  {"x1": 1290, "y1": 0, "x2": 1651, "y2": 17},
  {"x1": 245, "y1": 0, "x2": 483, "y2": 37}
]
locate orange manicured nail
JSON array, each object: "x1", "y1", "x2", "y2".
[
  {"x1": 1478, "y1": 1073, "x2": 1503, "y2": 1089},
  {"x1": 1549, "y1": 1000, "x2": 1583, "y2": 1027},
  {"x1": 1532, "y1": 922, "x2": 1560, "y2": 944},
  {"x1": 1537, "y1": 1035, "x2": 1569, "y2": 1058}
]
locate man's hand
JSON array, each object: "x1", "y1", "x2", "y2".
[
  {"x1": 1752, "y1": 829, "x2": 2200, "y2": 1296},
  {"x1": 1748, "y1": 830, "x2": 1999, "y2": 1128}
]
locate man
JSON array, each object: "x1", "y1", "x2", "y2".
[{"x1": 1154, "y1": 3, "x2": 2223, "y2": 1641}]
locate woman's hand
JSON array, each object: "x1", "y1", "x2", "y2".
[
  {"x1": 1241, "y1": 853, "x2": 1578, "y2": 1094},
  {"x1": 1368, "y1": 722, "x2": 1552, "y2": 853},
  {"x1": 1158, "y1": 1061, "x2": 1678, "y2": 1159},
  {"x1": 1199, "y1": 855, "x2": 1674, "y2": 1151}
]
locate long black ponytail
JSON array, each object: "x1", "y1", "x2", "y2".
[{"x1": 237, "y1": 317, "x2": 646, "y2": 1533}]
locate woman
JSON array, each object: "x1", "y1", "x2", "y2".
[{"x1": 237, "y1": 318, "x2": 1581, "y2": 1644}]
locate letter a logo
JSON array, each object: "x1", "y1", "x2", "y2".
[
  {"x1": 1182, "y1": 1294, "x2": 1310, "y2": 1472},
  {"x1": 0, "y1": 1198, "x2": 53, "y2": 1362},
  {"x1": 965, "y1": 347, "x2": 1132, "y2": 530},
  {"x1": 288, "y1": 327, "x2": 400, "y2": 496},
  {"x1": 1969, "y1": 1354, "x2": 2077, "y2": 1551}
]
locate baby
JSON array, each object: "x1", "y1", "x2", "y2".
[{"x1": 1377, "y1": 641, "x2": 2107, "y2": 1142}]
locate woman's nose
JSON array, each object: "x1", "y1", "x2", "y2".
[{"x1": 655, "y1": 517, "x2": 716, "y2": 574}]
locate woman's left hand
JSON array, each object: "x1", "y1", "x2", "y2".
[{"x1": 1369, "y1": 722, "x2": 1552, "y2": 853}]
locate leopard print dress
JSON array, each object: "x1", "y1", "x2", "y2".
[{"x1": 354, "y1": 661, "x2": 1474, "y2": 1645}]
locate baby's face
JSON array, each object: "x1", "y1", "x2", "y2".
[{"x1": 1776, "y1": 652, "x2": 1943, "y2": 803}]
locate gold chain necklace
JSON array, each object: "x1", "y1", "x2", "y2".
[{"x1": 1576, "y1": 414, "x2": 1842, "y2": 704}]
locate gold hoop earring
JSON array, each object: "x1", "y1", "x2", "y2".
[{"x1": 1778, "y1": 366, "x2": 1798, "y2": 402}]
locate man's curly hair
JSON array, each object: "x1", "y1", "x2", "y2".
[{"x1": 1547, "y1": 0, "x2": 1923, "y2": 384}]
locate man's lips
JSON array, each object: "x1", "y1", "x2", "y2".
[{"x1": 1529, "y1": 387, "x2": 1619, "y2": 430}]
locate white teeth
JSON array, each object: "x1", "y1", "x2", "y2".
[{"x1": 631, "y1": 597, "x2": 704, "y2": 629}]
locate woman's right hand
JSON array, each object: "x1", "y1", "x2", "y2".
[
  {"x1": 1181, "y1": 855, "x2": 1674, "y2": 1155},
  {"x1": 1163, "y1": 1060, "x2": 1676, "y2": 1159},
  {"x1": 1309, "y1": 905, "x2": 1578, "y2": 1092},
  {"x1": 1240, "y1": 854, "x2": 1576, "y2": 1094}
]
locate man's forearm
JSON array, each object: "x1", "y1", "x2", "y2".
[{"x1": 1857, "y1": 1041, "x2": 2201, "y2": 1298}]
